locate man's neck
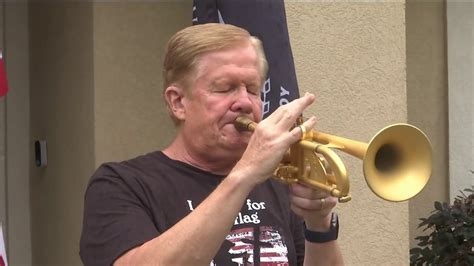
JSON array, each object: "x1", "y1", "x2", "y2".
[{"x1": 163, "y1": 136, "x2": 238, "y2": 175}]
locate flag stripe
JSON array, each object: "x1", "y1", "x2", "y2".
[{"x1": 0, "y1": 52, "x2": 9, "y2": 98}]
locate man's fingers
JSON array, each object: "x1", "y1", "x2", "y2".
[
  {"x1": 266, "y1": 92, "x2": 315, "y2": 129},
  {"x1": 290, "y1": 194, "x2": 337, "y2": 211},
  {"x1": 290, "y1": 116, "x2": 317, "y2": 140},
  {"x1": 290, "y1": 182, "x2": 326, "y2": 199}
]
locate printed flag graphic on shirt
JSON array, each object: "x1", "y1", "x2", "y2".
[
  {"x1": 193, "y1": 0, "x2": 300, "y2": 118},
  {"x1": 0, "y1": 51, "x2": 8, "y2": 98}
]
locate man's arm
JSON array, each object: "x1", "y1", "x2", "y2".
[
  {"x1": 304, "y1": 239, "x2": 343, "y2": 266},
  {"x1": 114, "y1": 167, "x2": 255, "y2": 265},
  {"x1": 290, "y1": 183, "x2": 344, "y2": 265}
]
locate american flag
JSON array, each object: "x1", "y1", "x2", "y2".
[
  {"x1": 0, "y1": 51, "x2": 9, "y2": 98},
  {"x1": 226, "y1": 226, "x2": 289, "y2": 265}
]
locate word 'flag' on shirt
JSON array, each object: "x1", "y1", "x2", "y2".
[
  {"x1": 192, "y1": 0, "x2": 300, "y2": 118},
  {"x1": 0, "y1": 51, "x2": 8, "y2": 98}
]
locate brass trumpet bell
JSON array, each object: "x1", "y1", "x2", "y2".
[
  {"x1": 363, "y1": 124, "x2": 432, "y2": 202},
  {"x1": 234, "y1": 116, "x2": 433, "y2": 202}
]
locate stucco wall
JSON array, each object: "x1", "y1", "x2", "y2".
[
  {"x1": 406, "y1": 0, "x2": 449, "y2": 248},
  {"x1": 4, "y1": 2, "x2": 32, "y2": 265},
  {"x1": 446, "y1": 1, "x2": 473, "y2": 200},
  {"x1": 29, "y1": 3, "x2": 95, "y2": 265},
  {"x1": 286, "y1": 2, "x2": 408, "y2": 264},
  {"x1": 93, "y1": 2, "x2": 190, "y2": 165}
]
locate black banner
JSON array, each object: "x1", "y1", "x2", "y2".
[{"x1": 193, "y1": 0, "x2": 300, "y2": 118}]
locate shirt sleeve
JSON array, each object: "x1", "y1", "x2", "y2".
[{"x1": 79, "y1": 164, "x2": 159, "y2": 266}]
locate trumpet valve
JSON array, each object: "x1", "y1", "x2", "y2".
[{"x1": 274, "y1": 165, "x2": 299, "y2": 184}]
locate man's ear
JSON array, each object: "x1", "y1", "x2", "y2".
[{"x1": 164, "y1": 85, "x2": 187, "y2": 120}]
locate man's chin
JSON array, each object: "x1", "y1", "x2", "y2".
[{"x1": 223, "y1": 136, "x2": 248, "y2": 152}]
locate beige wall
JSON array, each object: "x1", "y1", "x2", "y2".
[
  {"x1": 446, "y1": 1, "x2": 473, "y2": 200},
  {"x1": 93, "y1": 2, "x2": 189, "y2": 165},
  {"x1": 19, "y1": 1, "x2": 447, "y2": 265},
  {"x1": 29, "y1": 3, "x2": 95, "y2": 265},
  {"x1": 5, "y1": 2, "x2": 32, "y2": 265},
  {"x1": 406, "y1": 0, "x2": 449, "y2": 248},
  {"x1": 28, "y1": 2, "x2": 191, "y2": 265},
  {"x1": 287, "y1": 2, "x2": 409, "y2": 265}
]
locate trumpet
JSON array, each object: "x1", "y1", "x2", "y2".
[{"x1": 234, "y1": 116, "x2": 432, "y2": 203}]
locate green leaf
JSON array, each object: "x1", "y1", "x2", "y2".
[
  {"x1": 412, "y1": 186, "x2": 474, "y2": 264},
  {"x1": 415, "y1": 235, "x2": 429, "y2": 241}
]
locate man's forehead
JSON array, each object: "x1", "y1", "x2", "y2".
[
  {"x1": 194, "y1": 63, "x2": 261, "y2": 88},
  {"x1": 196, "y1": 47, "x2": 260, "y2": 75}
]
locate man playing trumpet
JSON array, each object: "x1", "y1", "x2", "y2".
[{"x1": 80, "y1": 23, "x2": 343, "y2": 266}]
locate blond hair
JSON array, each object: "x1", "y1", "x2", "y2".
[{"x1": 163, "y1": 23, "x2": 268, "y2": 90}]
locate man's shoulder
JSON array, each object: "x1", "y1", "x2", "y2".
[
  {"x1": 89, "y1": 150, "x2": 209, "y2": 186},
  {"x1": 121, "y1": 150, "x2": 167, "y2": 171},
  {"x1": 88, "y1": 151, "x2": 167, "y2": 185}
]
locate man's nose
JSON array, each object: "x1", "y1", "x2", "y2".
[{"x1": 230, "y1": 87, "x2": 254, "y2": 113}]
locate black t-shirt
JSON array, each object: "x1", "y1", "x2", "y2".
[{"x1": 80, "y1": 151, "x2": 305, "y2": 265}]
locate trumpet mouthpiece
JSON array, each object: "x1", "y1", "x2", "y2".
[{"x1": 234, "y1": 116, "x2": 256, "y2": 132}]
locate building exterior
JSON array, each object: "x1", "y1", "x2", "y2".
[{"x1": 0, "y1": 1, "x2": 471, "y2": 265}]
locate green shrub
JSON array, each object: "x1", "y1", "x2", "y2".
[{"x1": 410, "y1": 187, "x2": 474, "y2": 265}]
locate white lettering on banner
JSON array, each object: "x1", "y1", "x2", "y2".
[
  {"x1": 279, "y1": 86, "x2": 290, "y2": 105},
  {"x1": 262, "y1": 81, "x2": 293, "y2": 117},
  {"x1": 261, "y1": 78, "x2": 271, "y2": 116},
  {"x1": 192, "y1": 5, "x2": 198, "y2": 23},
  {"x1": 218, "y1": 10, "x2": 225, "y2": 24}
]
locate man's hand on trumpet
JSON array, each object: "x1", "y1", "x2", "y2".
[
  {"x1": 232, "y1": 92, "x2": 317, "y2": 187},
  {"x1": 290, "y1": 182, "x2": 337, "y2": 232}
]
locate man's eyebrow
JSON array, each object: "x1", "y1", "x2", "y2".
[
  {"x1": 211, "y1": 69, "x2": 260, "y2": 85},
  {"x1": 211, "y1": 77, "x2": 230, "y2": 86}
]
